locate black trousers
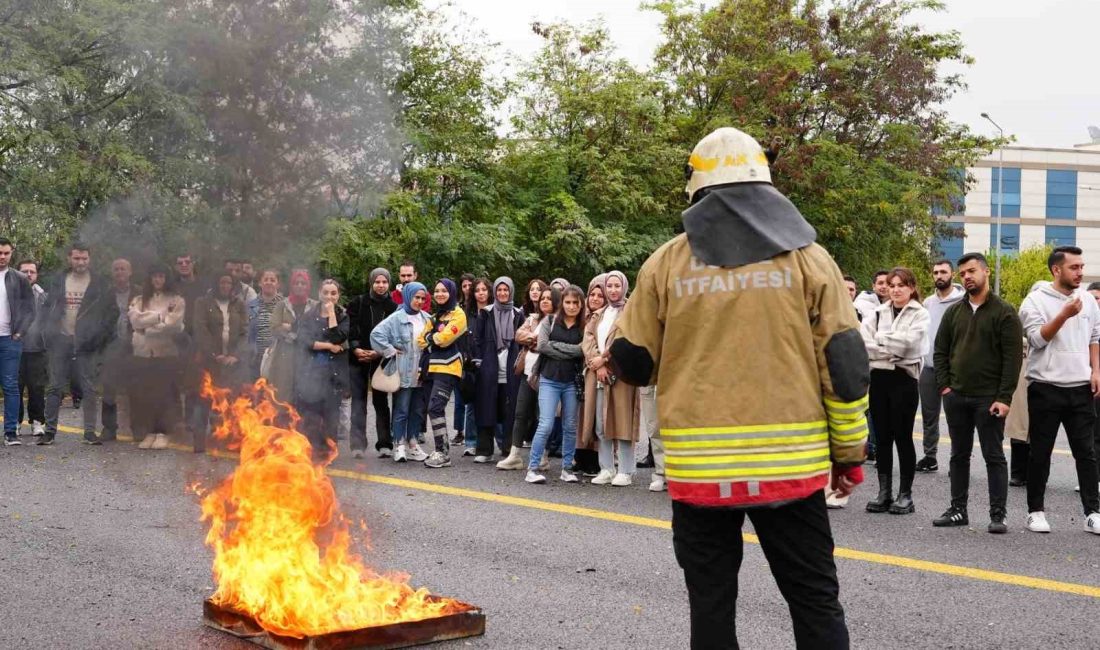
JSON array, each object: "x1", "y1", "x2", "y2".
[
  {"x1": 129, "y1": 356, "x2": 182, "y2": 439},
  {"x1": 1026, "y1": 383, "x2": 1100, "y2": 514},
  {"x1": 475, "y1": 386, "x2": 509, "y2": 457},
  {"x1": 426, "y1": 374, "x2": 459, "y2": 456},
  {"x1": 943, "y1": 392, "x2": 1008, "y2": 517},
  {"x1": 349, "y1": 362, "x2": 392, "y2": 452},
  {"x1": 18, "y1": 350, "x2": 47, "y2": 424},
  {"x1": 507, "y1": 380, "x2": 538, "y2": 455},
  {"x1": 1010, "y1": 440, "x2": 1030, "y2": 482},
  {"x1": 298, "y1": 391, "x2": 342, "y2": 456},
  {"x1": 868, "y1": 368, "x2": 919, "y2": 486},
  {"x1": 672, "y1": 493, "x2": 849, "y2": 650}
]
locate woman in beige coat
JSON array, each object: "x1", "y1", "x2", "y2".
[
  {"x1": 580, "y1": 271, "x2": 640, "y2": 486},
  {"x1": 265, "y1": 269, "x2": 318, "y2": 402}
]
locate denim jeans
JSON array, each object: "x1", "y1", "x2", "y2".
[
  {"x1": 392, "y1": 385, "x2": 426, "y2": 446},
  {"x1": 45, "y1": 337, "x2": 100, "y2": 437},
  {"x1": 454, "y1": 389, "x2": 466, "y2": 433},
  {"x1": 0, "y1": 336, "x2": 23, "y2": 436},
  {"x1": 464, "y1": 404, "x2": 477, "y2": 449},
  {"x1": 528, "y1": 378, "x2": 577, "y2": 471}
]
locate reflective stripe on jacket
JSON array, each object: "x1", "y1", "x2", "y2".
[{"x1": 613, "y1": 237, "x2": 870, "y2": 508}]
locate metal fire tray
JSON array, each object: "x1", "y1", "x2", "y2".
[{"x1": 202, "y1": 598, "x2": 486, "y2": 650}]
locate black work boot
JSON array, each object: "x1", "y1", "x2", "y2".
[
  {"x1": 865, "y1": 474, "x2": 893, "y2": 513},
  {"x1": 889, "y1": 475, "x2": 915, "y2": 514}
]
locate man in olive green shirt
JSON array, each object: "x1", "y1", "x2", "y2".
[{"x1": 932, "y1": 252, "x2": 1023, "y2": 534}]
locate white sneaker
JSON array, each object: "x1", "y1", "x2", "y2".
[
  {"x1": 1026, "y1": 511, "x2": 1051, "y2": 533},
  {"x1": 151, "y1": 434, "x2": 169, "y2": 450},
  {"x1": 559, "y1": 470, "x2": 579, "y2": 483},
  {"x1": 649, "y1": 475, "x2": 667, "y2": 492},
  {"x1": 138, "y1": 435, "x2": 156, "y2": 450},
  {"x1": 394, "y1": 445, "x2": 407, "y2": 462},
  {"x1": 496, "y1": 451, "x2": 524, "y2": 470},
  {"x1": 424, "y1": 451, "x2": 451, "y2": 468},
  {"x1": 406, "y1": 444, "x2": 428, "y2": 462},
  {"x1": 473, "y1": 455, "x2": 492, "y2": 464},
  {"x1": 590, "y1": 470, "x2": 615, "y2": 485},
  {"x1": 525, "y1": 470, "x2": 546, "y2": 484},
  {"x1": 378, "y1": 448, "x2": 393, "y2": 458},
  {"x1": 1086, "y1": 513, "x2": 1100, "y2": 535},
  {"x1": 611, "y1": 472, "x2": 633, "y2": 487},
  {"x1": 826, "y1": 491, "x2": 849, "y2": 509},
  {"x1": 32, "y1": 422, "x2": 46, "y2": 437},
  {"x1": 538, "y1": 456, "x2": 550, "y2": 471}
]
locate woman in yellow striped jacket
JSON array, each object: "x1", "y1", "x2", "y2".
[{"x1": 419, "y1": 278, "x2": 468, "y2": 468}]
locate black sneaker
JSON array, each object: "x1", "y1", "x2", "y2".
[
  {"x1": 988, "y1": 514, "x2": 1008, "y2": 534},
  {"x1": 100, "y1": 431, "x2": 117, "y2": 442},
  {"x1": 915, "y1": 457, "x2": 938, "y2": 472},
  {"x1": 36, "y1": 435, "x2": 55, "y2": 446},
  {"x1": 1009, "y1": 476, "x2": 1026, "y2": 487},
  {"x1": 449, "y1": 433, "x2": 464, "y2": 446},
  {"x1": 933, "y1": 507, "x2": 968, "y2": 527},
  {"x1": 82, "y1": 433, "x2": 102, "y2": 446},
  {"x1": 4, "y1": 435, "x2": 21, "y2": 446}
]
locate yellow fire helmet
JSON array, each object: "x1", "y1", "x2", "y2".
[{"x1": 685, "y1": 127, "x2": 771, "y2": 202}]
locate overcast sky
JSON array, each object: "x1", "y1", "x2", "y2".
[{"x1": 438, "y1": 0, "x2": 1100, "y2": 148}]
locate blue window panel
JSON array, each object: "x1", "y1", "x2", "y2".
[
  {"x1": 990, "y1": 223, "x2": 1020, "y2": 253},
  {"x1": 1045, "y1": 225, "x2": 1076, "y2": 247},
  {"x1": 937, "y1": 236, "x2": 964, "y2": 263},
  {"x1": 992, "y1": 167, "x2": 1021, "y2": 185},
  {"x1": 1046, "y1": 169, "x2": 1077, "y2": 220},
  {"x1": 1048, "y1": 169, "x2": 1077, "y2": 185}
]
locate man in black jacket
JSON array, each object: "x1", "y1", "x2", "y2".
[
  {"x1": 0, "y1": 238, "x2": 35, "y2": 446},
  {"x1": 16, "y1": 259, "x2": 47, "y2": 438},
  {"x1": 932, "y1": 252, "x2": 1023, "y2": 533},
  {"x1": 38, "y1": 243, "x2": 119, "y2": 446},
  {"x1": 346, "y1": 267, "x2": 397, "y2": 458}
]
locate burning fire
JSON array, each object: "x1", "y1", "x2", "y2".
[{"x1": 196, "y1": 376, "x2": 461, "y2": 638}]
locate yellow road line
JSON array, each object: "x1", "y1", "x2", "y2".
[{"x1": 49, "y1": 425, "x2": 1100, "y2": 599}]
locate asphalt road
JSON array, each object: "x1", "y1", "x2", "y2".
[{"x1": 2, "y1": 402, "x2": 1099, "y2": 650}]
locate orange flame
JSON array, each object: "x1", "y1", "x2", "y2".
[{"x1": 197, "y1": 375, "x2": 461, "y2": 638}]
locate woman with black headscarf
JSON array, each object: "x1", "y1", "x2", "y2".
[
  {"x1": 472, "y1": 277, "x2": 525, "y2": 461},
  {"x1": 419, "y1": 278, "x2": 468, "y2": 468},
  {"x1": 347, "y1": 267, "x2": 398, "y2": 458}
]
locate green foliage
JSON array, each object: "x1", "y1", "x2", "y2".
[
  {"x1": 992, "y1": 245, "x2": 1053, "y2": 309},
  {"x1": 2, "y1": 0, "x2": 994, "y2": 298}
]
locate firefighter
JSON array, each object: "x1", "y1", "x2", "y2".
[{"x1": 609, "y1": 127, "x2": 870, "y2": 649}]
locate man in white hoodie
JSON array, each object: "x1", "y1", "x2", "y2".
[
  {"x1": 916, "y1": 259, "x2": 965, "y2": 472},
  {"x1": 1018, "y1": 246, "x2": 1100, "y2": 535},
  {"x1": 853, "y1": 270, "x2": 889, "y2": 321}
]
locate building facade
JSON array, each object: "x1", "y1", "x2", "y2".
[{"x1": 937, "y1": 140, "x2": 1100, "y2": 271}]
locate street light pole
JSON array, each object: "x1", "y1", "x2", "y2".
[{"x1": 981, "y1": 112, "x2": 1005, "y2": 296}]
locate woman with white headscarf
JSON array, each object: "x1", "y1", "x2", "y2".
[
  {"x1": 472, "y1": 277, "x2": 526, "y2": 461},
  {"x1": 580, "y1": 270, "x2": 640, "y2": 486}
]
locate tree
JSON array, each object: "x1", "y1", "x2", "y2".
[{"x1": 647, "y1": 0, "x2": 994, "y2": 280}]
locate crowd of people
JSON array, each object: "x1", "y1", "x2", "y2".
[
  {"x1": 0, "y1": 241, "x2": 664, "y2": 490},
  {"x1": 1, "y1": 235, "x2": 1098, "y2": 532},
  {"x1": 839, "y1": 248, "x2": 1100, "y2": 536}
]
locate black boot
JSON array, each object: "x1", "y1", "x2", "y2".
[
  {"x1": 889, "y1": 475, "x2": 915, "y2": 514},
  {"x1": 865, "y1": 474, "x2": 893, "y2": 513}
]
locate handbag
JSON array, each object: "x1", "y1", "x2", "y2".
[
  {"x1": 259, "y1": 340, "x2": 277, "y2": 379},
  {"x1": 371, "y1": 356, "x2": 401, "y2": 393}
]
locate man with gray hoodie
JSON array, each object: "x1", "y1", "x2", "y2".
[
  {"x1": 916, "y1": 259, "x2": 965, "y2": 472},
  {"x1": 1018, "y1": 246, "x2": 1100, "y2": 535}
]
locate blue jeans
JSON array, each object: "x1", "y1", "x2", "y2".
[
  {"x1": 454, "y1": 390, "x2": 466, "y2": 433},
  {"x1": 528, "y1": 379, "x2": 578, "y2": 471},
  {"x1": 0, "y1": 336, "x2": 23, "y2": 436},
  {"x1": 392, "y1": 386, "x2": 426, "y2": 446},
  {"x1": 464, "y1": 404, "x2": 477, "y2": 449}
]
